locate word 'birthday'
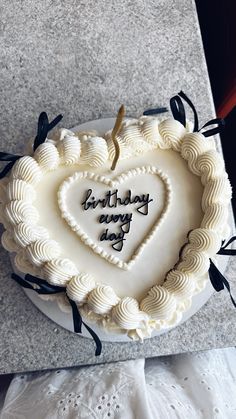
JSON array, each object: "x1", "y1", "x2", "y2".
[
  {"x1": 81, "y1": 189, "x2": 153, "y2": 252},
  {"x1": 81, "y1": 189, "x2": 153, "y2": 215}
]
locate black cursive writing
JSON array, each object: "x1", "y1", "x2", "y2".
[{"x1": 81, "y1": 189, "x2": 153, "y2": 215}]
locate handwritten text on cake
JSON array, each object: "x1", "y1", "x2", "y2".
[{"x1": 81, "y1": 189, "x2": 153, "y2": 251}]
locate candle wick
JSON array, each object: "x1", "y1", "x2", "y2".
[{"x1": 110, "y1": 105, "x2": 125, "y2": 171}]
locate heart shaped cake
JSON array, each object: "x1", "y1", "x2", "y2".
[{"x1": 0, "y1": 93, "x2": 232, "y2": 348}]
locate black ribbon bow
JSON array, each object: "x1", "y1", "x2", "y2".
[
  {"x1": 0, "y1": 152, "x2": 23, "y2": 179},
  {"x1": 143, "y1": 107, "x2": 168, "y2": 116},
  {"x1": 33, "y1": 112, "x2": 63, "y2": 151},
  {"x1": 209, "y1": 236, "x2": 236, "y2": 307},
  {"x1": 143, "y1": 91, "x2": 225, "y2": 138},
  {"x1": 0, "y1": 112, "x2": 63, "y2": 179},
  {"x1": 169, "y1": 91, "x2": 225, "y2": 137},
  {"x1": 11, "y1": 273, "x2": 102, "y2": 356}
]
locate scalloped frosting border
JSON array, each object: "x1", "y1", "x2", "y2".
[
  {"x1": 0, "y1": 116, "x2": 232, "y2": 338},
  {"x1": 58, "y1": 166, "x2": 172, "y2": 270}
]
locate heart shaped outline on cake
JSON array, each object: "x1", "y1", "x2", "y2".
[{"x1": 58, "y1": 165, "x2": 172, "y2": 270}]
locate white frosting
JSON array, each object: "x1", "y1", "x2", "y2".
[
  {"x1": 164, "y1": 270, "x2": 195, "y2": 300},
  {"x1": 26, "y1": 239, "x2": 61, "y2": 267},
  {"x1": 201, "y1": 203, "x2": 228, "y2": 232},
  {"x1": 178, "y1": 249, "x2": 210, "y2": 276},
  {"x1": 58, "y1": 128, "x2": 76, "y2": 141},
  {"x1": 75, "y1": 130, "x2": 98, "y2": 141},
  {"x1": 1, "y1": 230, "x2": 19, "y2": 252},
  {"x1": 57, "y1": 136, "x2": 81, "y2": 165},
  {"x1": 112, "y1": 297, "x2": 149, "y2": 330},
  {"x1": 11, "y1": 156, "x2": 42, "y2": 185},
  {"x1": 119, "y1": 123, "x2": 152, "y2": 155},
  {"x1": 104, "y1": 116, "x2": 194, "y2": 157},
  {"x1": 140, "y1": 117, "x2": 164, "y2": 148},
  {"x1": 122, "y1": 118, "x2": 139, "y2": 128},
  {"x1": 158, "y1": 118, "x2": 186, "y2": 151},
  {"x1": 181, "y1": 133, "x2": 215, "y2": 175},
  {"x1": 34, "y1": 143, "x2": 60, "y2": 171},
  {"x1": 80, "y1": 137, "x2": 108, "y2": 167},
  {"x1": 14, "y1": 250, "x2": 38, "y2": 275},
  {"x1": 196, "y1": 150, "x2": 225, "y2": 185},
  {"x1": 202, "y1": 177, "x2": 232, "y2": 212},
  {"x1": 6, "y1": 179, "x2": 36, "y2": 202},
  {"x1": 5, "y1": 201, "x2": 39, "y2": 226},
  {"x1": 39, "y1": 293, "x2": 71, "y2": 313},
  {"x1": 0, "y1": 114, "x2": 232, "y2": 338},
  {"x1": 188, "y1": 228, "x2": 222, "y2": 256},
  {"x1": 221, "y1": 223, "x2": 231, "y2": 241},
  {"x1": 140, "y1": 285, "x2": 177, "y2": 320},
  {"x1": 105, "y1": 132, "x2": 134, "y2": 161},
  {"x1": 58, "y1": 166, "x2": 172, "y2": 270},
  {"x1": 13, "y1": 223, "x2": 49, "y2": 247},
  {"x1": 66, "y1": 273, "x2": 96, "y2": 304},
  {"x1": 87, "y1": 285, "x2": 120, "y2": 315},
  {"x1": 44, "y1": 258, "x2": 78, "y2": 286}
]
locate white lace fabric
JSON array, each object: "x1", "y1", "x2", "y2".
[{"x1": 1, "y1": 348, "x2": 236, "y2": 419}]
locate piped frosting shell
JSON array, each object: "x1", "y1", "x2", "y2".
[
  {"x1": 66, "y1": 273, "x2": 96, "y2": 303},
  {"x1": 188, "y1": 228, "x2": 221, "y2": 256},
  {"x1": 201, "y1": 203, "x2": 228, "y2": 232},
  {"x1": 112, "y1": 297, "x2": 149, "y2": 329},
  {"x1": 57, "y1": 136, "x2": 81, "y2": 165},
  {"x1": 181, "y1": 133, "x2": 215, "y2": 175},
  {"x1": 140, "y1": 117, "x2": 163, "y2": 147},
  {"x1": 5, "y1": 201, "x2": 39, "y2": 225},
  {"x1": 44, "y1": 258, "x2": 78, "y2": 286},
  {"x1": 1, "y1": 230, "x2": 19, "y2": 252},
  {"x1": 202, "y1": 177, "x2": 232, "y2": 212},
  {"x1": 80, "y1": 137, "x2": 108, "y2": 167},
  {"x1": 140, "y1": 285, "x2": 176, "y2": 320},
  {"x1": 11, "y1": 156, "x2": 42, "y2": 185},
  {"x1": 105, "y1": 132, "x2": 133, "y2": 161},
  {"x1": 196, "y1": 150, "x2": 225, "y2": 185},
  {"x1": 87, "y1": 285, "x2": 120, "y2": 315},
  {"x1": 178, "y1": 249, "x2": 210, "y2": 275},
  {"x1": 13, "y1": 223, "x2": 49, "y2": 247},
  {"x1": 6, "y1": 180, "x2": 36, "y2": 202},
  {"x1": 26, "y1": 239, "x2": 61, "y2": 266},
  {"x1": 164, "y1": 270, "x2": 194, "y2": 300},
  {"x1": 34, "y1": 143, "x2": 60, "y2": 171},
  {"x1": 159, "y1": 118, "x2": 186, "y2": 151},
  {"x1": 120, "y1": 123, "x2": 152, "y2": 155},
  {"x1": 14, "y1": 250, "x2": 38, "y2": 275}
]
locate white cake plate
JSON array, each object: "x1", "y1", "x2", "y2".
[{"x1": 18, "y1": 118, "x2": 231, "y2": 342}]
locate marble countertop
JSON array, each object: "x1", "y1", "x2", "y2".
[{"x1": 0, "y1": 0, "x2": 235, "y2": 374}]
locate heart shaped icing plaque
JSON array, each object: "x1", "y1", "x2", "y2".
[{"x1": 58, "y1": 166, "x2": 172, "y2": 270}]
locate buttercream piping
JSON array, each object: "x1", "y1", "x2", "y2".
[
  {"x1": 0, "y1": 114, "x2": 231, "y2": 337},
  {"x1": 58, "y1": 166, "x2": 172, "y2": 270}
]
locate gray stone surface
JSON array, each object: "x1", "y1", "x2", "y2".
[{"x1": 0, "y1": 0, "x2": 235, "y2": 374}]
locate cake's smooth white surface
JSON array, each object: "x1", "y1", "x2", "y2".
[{"x1": 0, "y1": 116, "x2": 232, "y2": 339}]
